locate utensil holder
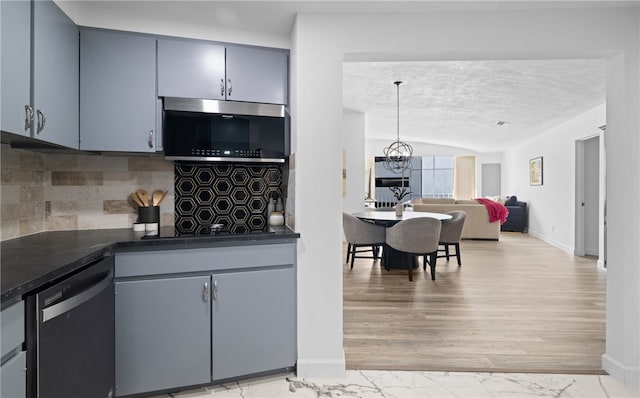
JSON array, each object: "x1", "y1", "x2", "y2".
[{"x1": 138, "y1": 206, "x2": 160, "y2": 223}]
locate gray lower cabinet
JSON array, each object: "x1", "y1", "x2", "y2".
[
  {"x1": 212, "y1": 267, "x2": 295, "y2": 381},
  {"x1": 1, "y1": 300, "x2": 26, "y2": 398},
  {"x1": 114, "y1": 242, "x2": 296, "y2": 396},
  {"x1": 80, "y1": 29, "x2": 158, "y2": 152},
  {"x1": 115, "y1": 275, "x2": 211, "y2": 397}
]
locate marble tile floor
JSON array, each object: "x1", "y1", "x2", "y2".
[{"x1": 154, "y1": 370, "x2": 640, "y2": 398}]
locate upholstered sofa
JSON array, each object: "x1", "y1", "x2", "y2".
[
  {"x1": 501, "y1": 196, "x2": 528, "y2": 232},
  {"x1": 410, "y1": 198, "x2": 501, "y2": 240}
]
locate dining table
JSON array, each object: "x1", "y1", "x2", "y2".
[{"x1": 351, "y1": 209, "x2": 452, "y2": 272}]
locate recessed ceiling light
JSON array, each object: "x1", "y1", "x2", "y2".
[{"x1": 496, "y1": 121, "x2": 510, "y2": 126}]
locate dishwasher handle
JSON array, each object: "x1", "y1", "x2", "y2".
[{"x1": 41, "y1": 270, "x2": 113, "y2": 323}]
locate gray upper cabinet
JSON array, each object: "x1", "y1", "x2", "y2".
[
  {"x1": 0, "y1": 0, "x2": 31, "y2": 137},
  {"x1": 80, "y1": 29, "x2": 157, "y2": 152},
  {"x1": 157, "y1": 39, "x2": 288, "y2": 105},
  {"x1": 157, "y1": 39, "x2": 226, "y2": 100},
  {"x1": 32, "y1": 0, "x2": 79, "y2": 148},
  {"x1": 225, "y1": 45, "x2": 288, "y2": 105}
]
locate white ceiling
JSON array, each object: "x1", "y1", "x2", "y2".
[
  {"x1": 343, "y1": 59, "x2": 606, "y2": 153},
  {"x1": 62, "y1": 1, "x2": 608, "y2": 153}
]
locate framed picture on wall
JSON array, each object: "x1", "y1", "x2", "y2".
[{"x1": 529, "y1": 157, "x2": 543, "y2": 186}]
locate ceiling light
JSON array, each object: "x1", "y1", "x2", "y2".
[
  {"x1": 496, "y1": 121, "x2": 510, "y2": 126},
  {"x1": 383, "y1": 81, "x2": 413, "y2": 173}
]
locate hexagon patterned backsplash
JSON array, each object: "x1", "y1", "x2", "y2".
[{"x1": 175, "y1": 163, "x2": 282, "y2": 234}]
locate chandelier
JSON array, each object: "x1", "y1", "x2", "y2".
[{"x1": 383, "y1": 81, "x2": 413, "y2": 173}]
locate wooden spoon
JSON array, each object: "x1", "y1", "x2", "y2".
[
  {"x1": 152, "y1": 190, "x2": 167, "y2": 206},
  {"x1": 130, "y1": 192, "x2": 145, "y2": 207},
  {"x1": 136, "y1": 189, "x2": 149, "y2": 207}
]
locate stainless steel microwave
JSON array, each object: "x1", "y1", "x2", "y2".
[{"x1": 163, "y1": 97, "x2": 289, "y2": 163}]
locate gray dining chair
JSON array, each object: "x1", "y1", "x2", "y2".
[
  {"x1": 437, "y1": 211, "x2": 466, "y2": 266},
  {"x1": 342, "y1": 212, "x2": 386, "y2": 269},
  {"x1": 385, "y1": 217, "x2": 442, "y2": 281}
]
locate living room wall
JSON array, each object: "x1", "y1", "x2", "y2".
[{"x1": 501, "y1": 103, "x2": 606, "y2": 254}]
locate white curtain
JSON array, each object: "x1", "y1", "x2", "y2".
[{"x1": 453, "y1": 156, "x2": 477, "y2": 199}]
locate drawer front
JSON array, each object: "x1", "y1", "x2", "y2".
[
  {"x1": 0, "y1": 350, "x2": 26, "y2": 398},
  {"x1": 1, "y1": 300, "x2": 24, "y2": 358},
  {"x1": 116, "y1": 242, "x2": 296, "y2": 278}
]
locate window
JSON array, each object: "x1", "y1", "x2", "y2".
[{"x1": 422, "y1": 156, "x2": 454, "y2": 198}]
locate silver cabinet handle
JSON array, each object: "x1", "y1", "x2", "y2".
[
  {"x1": 220, "y1": 79, "x2": 225, "y2": 96},
  {"x1": 227, "y1": 79, "x2": 232, "y2": 97},
  {"x1": 203, "y1": 282, "x2": 209, "y2": 302},
  {"x1": 212, "y1": 280, "x2": 218, "y2": 301},
  {"x1": 36, "y1": 109, "x2": 46, "y2": 134},
  {"x1": 148, "y1": 130, "x2": 154, "y2": 149},
  {"x1": 24, "y1": 105, "x2": 34, "y2": 130}
]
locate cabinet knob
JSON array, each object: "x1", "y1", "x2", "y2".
[
  {"x1": 220, "y1": 79, "x2": 225, "y2": 96},
  {"x1": 36, "y1": 109, "x2": 46, "y2": 134},
  {"x1": 24, "y1": 105, "x2": 34, "y2": 130},
  {"x1": 227, "y1": 79, "x2": 232, "y2": 97},
  {"x1": 212, "y1": 280, "x2": 218, "y2": 301},
  {"x1": 148, "y1": 130, "x2": 154, "y2": 149}
]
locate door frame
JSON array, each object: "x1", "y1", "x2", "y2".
[{"x1": 574, "y1": 132, "x2": 606, "y2": 268}]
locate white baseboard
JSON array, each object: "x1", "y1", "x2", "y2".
[
  {"x1": 603, "y1": 353, "x2": 640, "y2": 385},
  {"x1": 528, "y1": 230, "x2": 574, "y2": 254},
  {"x1": 296, "y1": 352, "x2": 346, "y2": 378}
]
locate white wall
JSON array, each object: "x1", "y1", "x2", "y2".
[
  {"x1": 291, "y1": 6, "x2": 639, "y2": 383},
  {"x1": 502, "y1": 104, "x2": 606, "y2": 253},
  {"x1": 343, "y1": 109, "x2": 366, "y2": 214}
]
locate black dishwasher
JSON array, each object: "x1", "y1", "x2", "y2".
[{"x1": 26, "y1": 256, "x2": 115, "y2": 398}]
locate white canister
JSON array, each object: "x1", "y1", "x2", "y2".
[{"x1": 268, "y1": 211, "x2": 285, "y2": 226}]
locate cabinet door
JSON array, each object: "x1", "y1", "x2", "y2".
[
  {"x1": 226, "y1": 45, "x2": 288, "y2": 104},
  {"x1": 157, "y1": 39, "x2": 226, "y2": 100},
  {"x1": 115, "y1": 276, "x2": 211, "y2": 396},
  {"x1": 0, "y1": 351, "x2": 26, "y2": 398},
  {"x1": 212, "y1": 267, "x2": 295, "y2": 381},
  {"x1": 0, "y1": 0, "x2": 31, "y2": 137},
  {"x1": 32, "y1": 0, "x2": 79, "y2": 148},
  {"x1": 80, "y1": 29, "x2": 157, "y2": 152}
]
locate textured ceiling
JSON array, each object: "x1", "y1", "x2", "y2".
[{"x1": 343, "y1": 59, "x2": 606, "y2": 153}]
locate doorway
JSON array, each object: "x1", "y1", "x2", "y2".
[
  {"x1": 575, "y1": 135, "x2": 602, "y2": 260},
  {"x1": 481, "y1": 163, "x2": 501, "y2": 197}
]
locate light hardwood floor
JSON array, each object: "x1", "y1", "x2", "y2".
[{"x1": 343, "y1": 232, "x2": 607, "y2": 374}]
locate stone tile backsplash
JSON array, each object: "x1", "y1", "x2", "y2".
[{"x1": 1, "y1": 144, "x2": 174, "y2": 241}]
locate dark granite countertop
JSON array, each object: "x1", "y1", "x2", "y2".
[{"x1": 1, "y1": 226, "x2": 299, "y2": 304}]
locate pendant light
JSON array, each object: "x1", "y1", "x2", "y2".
[{"x1": 383, "y1": 81, "x2": 413, "y2": 173}]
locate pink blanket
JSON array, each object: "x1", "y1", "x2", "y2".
[{"x1": 475, "y1": 198, "x2": 509, "y2": 224}]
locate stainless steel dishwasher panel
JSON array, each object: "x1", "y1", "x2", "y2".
[{"x1": 27, "y1": 256, "x2": 115, "y2": 398}]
